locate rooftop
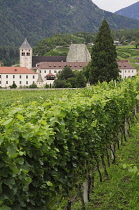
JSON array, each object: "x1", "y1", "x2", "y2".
[
  {"x1": 117, "y1": 60, "x2": 136, "y2": 69},
  {"x1": 37, "y1": 62, "x2": 88, "y2": 69},
  {"x1": 32, "y1": 56, "x2": 66, "y2": 67},
  {"x1": 0, "y1": 67, "x2": 36, "y2": 74},
  {"x1": 20, "y1": 38, "x2": 32, "y2": 50}
]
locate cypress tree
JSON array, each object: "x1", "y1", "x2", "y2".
[{"x1": 89, "y1": 19, "x2": 119, "y2": 84}]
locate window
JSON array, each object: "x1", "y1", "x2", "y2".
[
  {"x1": 46, "y1": 74, "x2": 55, "y2": 80},
  {"x1": 6, "y1": 75, "x2": 8, "y2": 78},
  {"x1": 13, "y1": 81, "x2": 15, "y2": 84},
  {"x1": 0, "y1": 75, "x2": 1, "y2": 78},
  {"x1": 128, "y1": 70, "x2": 130, "y2": 73},
  {"x1": 49, "y1": 70, "x2": 51, "y2": 73},
  {"x1": 27, "y1": 52, "x2": 30, "y2": 56},
  {"x1": 13, "y1": 75, "x2": 15, "y2": 79},
  {"x1": 19, "y1": 81, "x2": 22, "y2": 84},
  {"x1": 44, "y1": 70, "x2": 46, "y2": 73},
  {"x1": 40, "y1": 70, "x2": 41, "y2": 73},
  {"x1": 6, "y1": 81, "x2": 8, "y2": 84},
  {"x1": 26, "y1": 75, "x2": 28, "y2": 79},
  {"x1": 22, "y1": 52, "x2": 25, "y2": 56},
  {"x1": 54, "y1": 70, "x2": 57, "y2": 73},
  {"x1": 0, "y1": 81, "x2": 1, "y2": 84},
  {"x1": 33, "y1": 75, "x2": 35, "y2": 79},
  {"x1": 26, "y1": 81, "x2": 28, "y2": 84},
  {"x1": 19, "y1": 75, "x2": 22, "y2": 79}
]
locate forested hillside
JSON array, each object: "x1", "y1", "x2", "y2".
[
  {"x1": 1, "y1": 0, "x2": 139, "y2": 46},
  {"x1": 33, "y1": 33, "x2": 96, "y2": 56},
  {"x1": 1, "y1": 30, "x2": 139, "y2": 66},
  {"x1": 115, "y1": 2, "x2": 139, "y2": 20},
  {"x1": 0, "y1": 47, "x2": 19, "y2": 66}
]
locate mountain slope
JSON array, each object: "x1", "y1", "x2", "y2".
[
  {"x1": 1, "y1": 0, "x2": 139, "y2": 46},
  {"x1": 115, "y1": 2, "x2": 139, "y2": 20}
]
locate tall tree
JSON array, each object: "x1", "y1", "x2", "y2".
[
  {"x1": 75, "y1": 71, "x2": 86, "y2": 88},
  {"x1": 89, "y1": 19, "x2": 119, "y2": 84}
]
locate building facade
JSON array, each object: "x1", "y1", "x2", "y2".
[
  {"x1": 0, "y1": 67, "x2": 37, "y2": 88},
  {"x1": 36, "y1": 62, "x2": 88, "y2": 85},
  {"x1": 20, "y1": 39, "x2": 32, "y2": 69},
  {"x1": 0, "y1": 40, "x2": 137, "y2": 88},
  {"x1": 117, "y1": 60, "x2": 137, "y2": 79}
]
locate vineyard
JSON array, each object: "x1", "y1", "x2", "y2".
[{"x1": 0, "y1": 78, "x2": 139, "y2": 209}]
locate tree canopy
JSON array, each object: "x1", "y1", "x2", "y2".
[
  {"x1": 89, "y1": 19, "x2": 119, "y2": 84},
  {"x1": 54, "y1": 66, "x2": 86, "y2": 88}
]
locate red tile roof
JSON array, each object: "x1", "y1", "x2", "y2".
[
  {"x1": 46, "y1": 73, "x2": 55, "y2": 76},
  {"x1": 37, "y1": 62, "x2": 88, "y2": 70},
  {"x1": 0, "y1": 67, "x2": 36, "y2": 74},
  {"x1": 117, "y1": 60, "x2": 136, "y2": 69}
]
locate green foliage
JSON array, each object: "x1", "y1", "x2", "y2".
[
  {"x1": 135, "y1": 39, "x2": 139, "y2": 48},
  {"x1": 33, "y1": 29, "x2": 139, "y2": 57},
  {"x1": 9, "y1": 83, "x2": 17, "y2": 88},
  {"x1": 54, "y1": 79, "x2": 71, "y2": 88},
  {"x1": 28, "y1": 83, "x2": 38, "y2": 88},
  {"x1": 0, "y1": 46, "x2": 19, "y2": 66},
  {"x1": 57, "y1": 66, "x2": 74, "y2": 80},
  {"x1": 75, "y1": 71, "x2": 86, "y2": 88},
  {"x1": 33, "y1": 33, "x2": 94, "y2": 56},
  {"x1": 89, "y1": 19, "x2": 119, "y2": 84},
  {"x1": 112, "y1": 28, "x2": 139, "y2": 43},
  {"x1": 116, "y1": 45, "x2": 139, "y2": 72},
  {"x1": 54, "y1": 66, "x2": 87, "y2": 88},
  {"x1": 1, "y1": 0, "x2": 139, "y2": 46},
  {"x1": 72, "y1": 118, "x2": 139, "y2": 209},
  {"x1": 0, "y1": 76, "x2": 139, "y2": 208},
  {"x1": 45, "y1": 84, "x2": 50, "y2": 88}
]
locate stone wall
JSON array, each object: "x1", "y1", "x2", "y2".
[{"x1": 66, "y1": 44, "x2": 91, "y2": 62}]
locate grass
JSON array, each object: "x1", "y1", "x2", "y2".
[
  {"x1": 116, "y1": 45, "x2": 139, "y2": 71},
  {"x1": 71, "y1": 117, "x2": 139, "y2": 209}
]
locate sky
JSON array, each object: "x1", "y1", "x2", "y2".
[{"x1": 92, "y1": 0, "x2": 139, "y2": 12}]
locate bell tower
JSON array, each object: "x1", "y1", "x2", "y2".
[{"x1": 20, "y1": 38, "x2": 32, "y2": 69}]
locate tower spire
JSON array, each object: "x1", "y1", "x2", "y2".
[{"x1": 20, "y1": 38, "x2": 32, "y2": 50}]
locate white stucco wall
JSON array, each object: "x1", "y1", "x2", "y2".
[
  {"x1": 0, "y1": 74, "x2": 37, "y2": 88},
  {"x1": 36, "y1": 69, "x2": 62, "y2": 85},
  {"x1": 119, "y1": 69, "x2": 137, "y2": 79}
]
